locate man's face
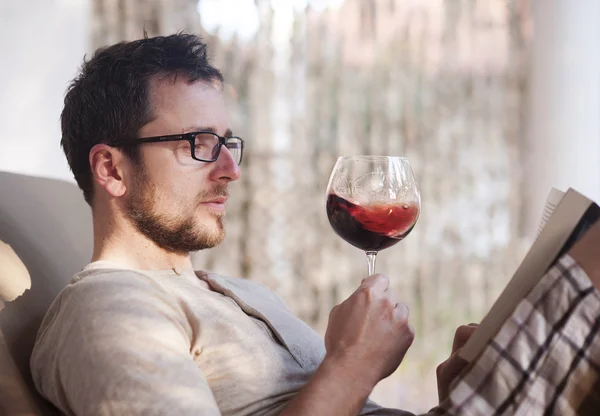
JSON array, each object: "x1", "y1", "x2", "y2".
[{"x1": 124, "y1": 77, "x2": 241, "y2": 254}]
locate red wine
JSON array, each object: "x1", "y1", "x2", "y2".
[{"x1": 326, "y1": 193, "x2": 419, "y2": 251}]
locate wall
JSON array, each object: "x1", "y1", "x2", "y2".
[
  {"x1": 524, "y1": 0, "x2": 600, "y2": 235},
  {"x1": 0, "y1": 0, "x2": 90, "y2": 182}
]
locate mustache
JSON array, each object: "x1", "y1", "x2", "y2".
[{"x1": 197, "y1": 187, "x2": 230, "y2": 203}]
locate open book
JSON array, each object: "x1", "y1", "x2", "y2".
[{"x1": 459, "y1": 187, "x2": 600, "y2": 362}]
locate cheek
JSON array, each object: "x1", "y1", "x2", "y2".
[
  {"x1": 144, "y1": 159, "x2": 209, "y2": 211},
  {"x1": 168, "y1": 176, "x2": 206, "y2": 209},
  {"x1": 174, "y1": 187, "x2": 199, "y2": 211},
  {"x1": 149, "y1": 180, "x2": 195, "y2": 214}
]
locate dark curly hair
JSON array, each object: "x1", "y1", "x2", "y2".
[{"x1": 61, "y1": 33, "x2": 224, "y2": 205}]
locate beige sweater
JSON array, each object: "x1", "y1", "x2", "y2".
[{"x1": 30, "y1": 262, "x2": 412, "y2": 415}]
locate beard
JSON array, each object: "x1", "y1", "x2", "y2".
[{"x1": 124, "y1": 165, "x2": 227, "y2": 254}]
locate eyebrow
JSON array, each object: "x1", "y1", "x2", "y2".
[{"x1": 184, "y1": 126, "x2": 234, "y2": 137}]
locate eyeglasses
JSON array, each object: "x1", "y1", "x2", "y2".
[{"x1": 112, "y1": 131, "x2": 244, "y2": 165}]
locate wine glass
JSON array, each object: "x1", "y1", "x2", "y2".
[{"x1": 326, "y1": 156, "x2": 421, "y2": 276}]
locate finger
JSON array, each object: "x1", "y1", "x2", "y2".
[
  {"x1": 436, "y1": 353, "x2": 467, "y2": 379},
  {"x1": 327, "y1": 304, "x2": 339, "y2": 322},
  {"x1": 442, "y1": 351, "x2": 469, "y2": 380},
  {"x1": 387, "y1": 291, "x2": 399, "y2": 309},
  {"x1": 452, "y1": 325, "x2": 477, "y2": 353},
  {"x1": 362, "y1": 274, "x2": 389, "y2": 293},
  {"x1": 436, "y1": 350, "x2": 469, "y2": 402},
  {"x1": 393, "y1": 302, "x2": 410, "y2": 321}
]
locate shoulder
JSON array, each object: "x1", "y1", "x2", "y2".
[
  {"x1": 57, "y1": 266, "x2": 182, "y2": 309},
  {"x1": 31, "y1": 267, "x2": 190, "y2": 360},
  {"x1": 34, "y1": 267, "x2": 187, "y2": 350},
  {"x1": 70, "y1": 266, "x2": 165, "y2": 291},
  {"x1": 36, "y1": 268, "x2": 167, "y2": 319}
]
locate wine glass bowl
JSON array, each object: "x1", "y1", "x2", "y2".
[{"x1": 326, "y1": 156, "x2": 420, "y2": 275}]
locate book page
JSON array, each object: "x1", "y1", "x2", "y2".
[{"x1": 536, "y1": 188, "x2": 565, "y2": 238}]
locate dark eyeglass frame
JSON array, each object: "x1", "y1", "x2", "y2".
[{"x1": 111, "y1": 131, "x2": 244, "y2": 165}]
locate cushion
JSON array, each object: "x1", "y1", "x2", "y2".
[{"x1": 0, "y1": 171, "x2": 93, "y2": 414}]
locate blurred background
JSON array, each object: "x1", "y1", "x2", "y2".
[{"x1": 1, "y1": 0, "x2": 599, "y2": 412}]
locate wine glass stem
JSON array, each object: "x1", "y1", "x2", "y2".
[{"x1": 366, "y1": 251, "x2": 377, "y2": 276}]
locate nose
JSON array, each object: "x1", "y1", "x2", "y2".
[{"x1": 209, "y1": 145, "x2": 241, "y2": 183}]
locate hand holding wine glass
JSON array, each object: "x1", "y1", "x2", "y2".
[
  {"x1": 326, "y1": 156, "x2": 421, "y2": 275},
  {"x1": 324, "y1": 273, "x2": 414, "y2": 390}
]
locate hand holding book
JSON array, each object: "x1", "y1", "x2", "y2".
[{"x1": 458, "y1": 188, "x2": 600, "y2": 362}]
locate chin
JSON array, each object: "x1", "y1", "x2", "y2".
[
  {"x1": 195, "y1": 216, "x2": 225, "y2": 239},
  {"x1": 196, "y1": 210, "x2": 223, "y2": 226}
]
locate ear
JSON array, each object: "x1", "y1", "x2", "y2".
[{"x1": 89, "y1": 144, "x2": 129, "y2": 198}]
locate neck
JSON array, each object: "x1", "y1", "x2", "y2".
[{"x1": 91, "y1": 208, "x2": 195, "y2": 274}]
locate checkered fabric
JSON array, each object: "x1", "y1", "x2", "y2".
[{"x1": 433, "y1": 254, "x2": 600, "y2": 416}]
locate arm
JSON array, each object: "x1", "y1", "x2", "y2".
[
  {"x1": 281, "y1": 274, "x2": 415, "y2": 416},
  {"x1": 30, "y1": 272, "x2": 220, "y2": 416},
  {"x1": 280, "y1": 354, "x2": 375, "y2": 416}
]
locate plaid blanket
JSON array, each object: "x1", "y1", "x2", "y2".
[{"x1": 435, "y1": 254, "x2": 600, "y2": 415}]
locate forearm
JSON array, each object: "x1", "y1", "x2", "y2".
[{"x1": 280, "y1": 354, "x2": 376, "y2": 416}]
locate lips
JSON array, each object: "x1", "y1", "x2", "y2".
[
  {"x1": 203, "y1": 196, "x2": 228, "y2": 204},
  {"x1": 200, "y1": 196, "x2": 228, "y2": 212}
]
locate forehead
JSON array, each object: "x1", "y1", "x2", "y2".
[{"x1": 144, "y1": 75, "x2": 228, "y2": 134}]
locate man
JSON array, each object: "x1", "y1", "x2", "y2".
[{"x1": 29, "y1": 33, "x2": 470, "y2": 415}]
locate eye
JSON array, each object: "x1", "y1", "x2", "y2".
[
  {"x1": 194, "y1": 136, "x2": 207, "y2": 148},
  {"x1": 193, "y1": 133, "x2": 220, "y2": 160}
]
